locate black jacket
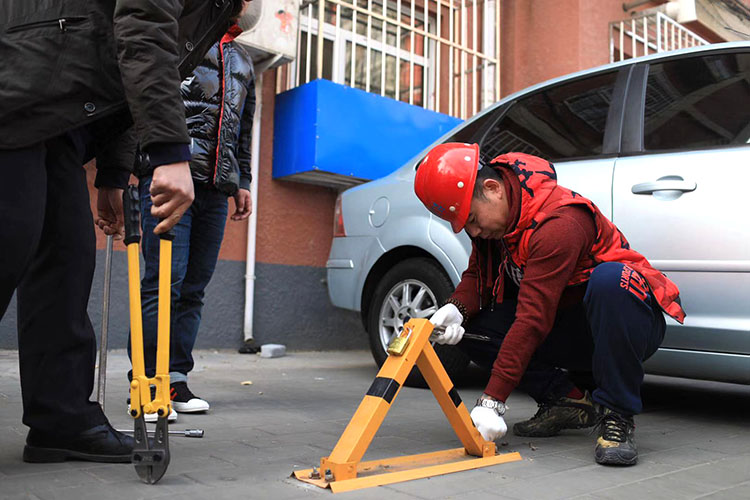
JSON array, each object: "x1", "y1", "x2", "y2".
[
  {"x1": 180, "y1": 27, "x2": 255, "y2": 194},
  {"x1": 0, "y1": 0, "x2": 245, "y2": 185}
]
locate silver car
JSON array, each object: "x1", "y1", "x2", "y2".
[{"x1": 326, "y1": 42, "x2": 750, "y2": 385}]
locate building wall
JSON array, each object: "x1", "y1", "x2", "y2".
[
  {"x1": 250, "y1": 74, "x2": 365, "y2": 349},
  {"x1": 499, "y1": 0, "x2": 629, "y2": 96},
  {"x1": 0, "y1": 0, "x2": 714, "y2": 350},
  {"x1": 254, "y1": 77, "x2": 338, "y2": 269}
]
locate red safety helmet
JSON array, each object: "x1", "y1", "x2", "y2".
[{"x1": 414, "y1": 142, "x2": 480, "y2": 233}]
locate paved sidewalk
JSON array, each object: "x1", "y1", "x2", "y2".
[{"x1": 1, "y1": 349, "x2": 749, "y2": 500}]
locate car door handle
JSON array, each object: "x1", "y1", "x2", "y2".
[{"x1": 631, "y1": 177, "x2": 696, "y2": 195}]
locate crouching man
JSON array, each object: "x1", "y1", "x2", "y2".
[{"x1": 414, "y1": 144, "x2": 685, "y2": 466}]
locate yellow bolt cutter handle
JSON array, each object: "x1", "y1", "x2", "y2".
[
  {"x1": 123, "y1": 184, "x2": 172, "y2": 484},
  {"x1": 152, "y1": 230, "x2": 173, "y2": 418}
]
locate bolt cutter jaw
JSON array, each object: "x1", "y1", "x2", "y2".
[{"x1": 132, "y1": 416, "x2": 171, "y2": 484}]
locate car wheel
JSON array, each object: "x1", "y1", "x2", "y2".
[{"x1": 366, "y1": 257, "x2": 471, "y2": 387}]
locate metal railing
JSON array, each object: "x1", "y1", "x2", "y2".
[
  {"x1": 276, "y1": 0, "x2": 500, "y2": 120},
  {"x1": 609, "y1": 11, "x2": 709, "y2": 63}
]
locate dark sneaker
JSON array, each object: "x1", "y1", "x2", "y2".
[
  {"x1": 514, "y1": 391, "x2": 596, "y2": 437},
  {"x1": 24, "y1": 422, "x2": 134, "y2": 463},
  {"x1": 170, "y1": 382, "x2": 210, "y2": 413},
  {"x1": 594, "y1": 406, "x2": 637, "y2": 466}
]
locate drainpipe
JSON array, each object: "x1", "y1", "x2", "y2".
[
  {"x1": 243, "y1": 55, "x2": 282, "y2": 343},
  {"x1": 243, "y1": 72, "x2": 262, "y2": 342}
]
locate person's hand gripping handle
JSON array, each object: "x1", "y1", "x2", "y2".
[{"x1": 429, "y1": 303, "x2": 465, "y2": 345}]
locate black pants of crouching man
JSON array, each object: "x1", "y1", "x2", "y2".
[{"x1": 456, "y1": 262, "x2": 666, "y2": 416}]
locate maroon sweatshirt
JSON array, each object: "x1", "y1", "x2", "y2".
[{"x1": 448, "y1": 168, "x2": 596, "y2": 402}]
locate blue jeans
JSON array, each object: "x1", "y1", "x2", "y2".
[
  {"x1": 129, "y1": 177, "x2": 228, "y2": 382},
  {"x1": 456, "y1": 262, "x2": 666, "y2": 416}
]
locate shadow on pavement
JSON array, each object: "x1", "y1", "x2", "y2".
[{"x1": 641, "y1": 375, "x2": 750, "y2": 421}]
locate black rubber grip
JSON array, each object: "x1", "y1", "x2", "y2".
[
  {"x1": 123, "y1": 185, "x2": 140, "y2": 245},
  {"x1": 159, "y1": 222, "x2": 175, "y2": 241}
]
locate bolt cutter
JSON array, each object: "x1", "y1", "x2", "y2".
[{"x1": 123, "y1": 185, "x2": 173, "y2": 484}]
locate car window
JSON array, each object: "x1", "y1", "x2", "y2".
[
  {"x1": 444, "y1": 107, "x2": 499, "y2": 145},
  {"x1": 644, "y1": 52, "x2": 750, "y2": 151},
  {"x1": 412, "y1": 106, "x2": 503, "y2": 169},
  {"x1": 478, "y1": 71, "x2": 619, "y2": 163}
]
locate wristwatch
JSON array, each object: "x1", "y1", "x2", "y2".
[{"x1": 476, "y1": 397, "x2": 507, "y2": 416}]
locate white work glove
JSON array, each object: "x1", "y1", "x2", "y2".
[
  {"x1": 434, "y1": 324, "x2": 465, "y2": 345},
  {"x1": 429, "y1": 303, "x2": 465, "y2": 345},
  {"x1": 470, "y1": 399, "x2": 508, "y2": 441}
]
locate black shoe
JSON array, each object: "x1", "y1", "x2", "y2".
[
  {"x1": 594, "y1": 406, "x2": 637, "y2": 466},
  {"x1": 24, "y1": 422, "x2": 134, "y2": 463},
  {"x1": 513, "y1": 391, "x2": 597, "y2": 437},
  {"x1": 238, "y1": 340, "x2": 260, "y2": 354},
  {"x1": 170, "y1": 381, "x2": 210, "y2": 413}
]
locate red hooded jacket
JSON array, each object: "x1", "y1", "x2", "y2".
[{"x1": 448, "y1": 153, "x2": 685, "y2": 401}]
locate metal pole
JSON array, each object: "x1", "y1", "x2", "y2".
[
  {"x1": 380, "y1": 0, "x2": 386, "y2": 96},
  {"x1": 396, "y1": 0, "x2": 401, "y2": 100},
  {"x1": 471, "y1": 0, "x2": 477, "y2": 116},
  {"x1": 423, "y1": 0, "x2": 428, "y2": 108},
  {"x1": 96, "y1": 234, "x2": 113, "y2": 412},
  {"x1": 317, "y1": 0, "x2": 325, "y2": 79},
  {"x1": 460, "y1": 0, "x2": 466, "y2": 119},
  {"x1": 409, "y1": 0, "x2": 415, "y2": 105},
  {"x1": 336, "y1": 0, "x2": 342, "y2": 83},
  {"x1": 448, "y1": 0, "x2": 454, "y2": 115},
  {"x1": 366, "y1": 0, "x2": 372, "y2": 92},
  {"x1": 496, "y1": 0, "x2": 500, "y2": 102},
  {"x1": 242, "y1": 69, "x2": 266, "y2": 343},
  {"x1": 656, "y1": 13, "x2": 661, "y2": 52},
  {"x1": 117, "y1": 428, "x2": 205, "y2": 438},
  {"x1": 306, "y1": 4, "x2": 313, "y2": 83},
  {"x1": 352, "y1": 1, "x2": 358, "y2": 87},
  {"x1": 436, "y1": 0, "x2": 442, "y2": 110}
]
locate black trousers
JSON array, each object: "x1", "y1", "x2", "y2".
[
  {"x1": 0, "y1": 129, "x2": 107, "y2": 435},
  {"x1": 457, "y1": 262, "x2": 666, "y2": 416}
]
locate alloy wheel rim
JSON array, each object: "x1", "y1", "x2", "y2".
[{"x1": 378, "y1": 279, "x2": 439, "y2": 353}]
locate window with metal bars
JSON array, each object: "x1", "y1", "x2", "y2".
[
  {"x1": 295, "y1": 0, "x2": 431, "y2": 106},
  {"x1": 282, "y1": 0, "x2": 500, "y2": 120}
]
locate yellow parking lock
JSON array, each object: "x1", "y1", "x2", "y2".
[{"x1": 293, "y1": 318, "x2": 521, "y2": 493}]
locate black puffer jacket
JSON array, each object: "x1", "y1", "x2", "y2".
[
  {"x1": 181, "y1": 26, "x2": 255, "y2": 195},
  {"x1": 0, "y1": 0, "x2": 245, "y2": 184}
]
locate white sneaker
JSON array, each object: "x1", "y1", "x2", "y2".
[
  {"x1": 170, "y1": 382, "x2": 210, "y2": 413},
  {"x1": 126, "y1": 405, "x2": 178, "y2": 423}
]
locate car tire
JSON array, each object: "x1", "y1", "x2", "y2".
[{"x1": 366, "y1": 257, "x2": 471, "y2": 388}]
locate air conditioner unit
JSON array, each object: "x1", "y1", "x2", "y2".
[
  {"x1": 664, "y1": 0, "x2": 697, "y2": 23},
  {"x1": 235, "y1": 0, "x2": 299, "y2": 72}
]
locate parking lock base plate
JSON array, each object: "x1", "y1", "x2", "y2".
[{"x1": 293, "y1": 447, "x2": 522, "y2": 493}]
